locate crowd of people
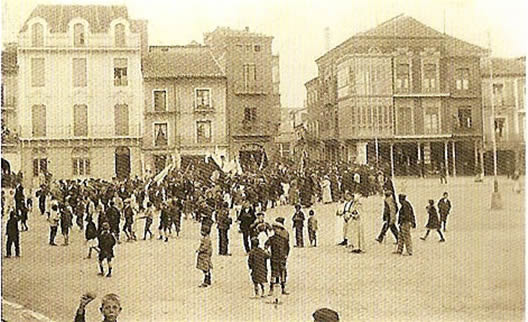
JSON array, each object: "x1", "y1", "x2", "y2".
[{"x1": 2, "y1": 157, "x2": 457, "y2": 320}]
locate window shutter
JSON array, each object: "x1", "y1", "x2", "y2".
[
  {"x1": 73, "y1": 159, "x2": 78, "y2": 175},
  {"x1": 33, "y1": 159, "x2": 39, "y2": 177}
]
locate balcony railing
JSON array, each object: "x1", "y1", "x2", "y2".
[
  {"x1": 25, "y1": 124, "x2": 142, "y2": 139},
  {"x1": 233, "y1": 82, "x2": 267, "y2": 95},
  {"x1": 232, "y1": 121, "x2": 277, "y2": 136}
]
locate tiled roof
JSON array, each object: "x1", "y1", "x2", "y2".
[
  {"x1": 142, "y1": 47, "x2": 225, "y2": 79},
  {"x1": 1, "y1": 49, "x2": 17, "y2": 74},
  {"x1": 317, "y1": 14, "x2": 486, "y2": 62},
  {"x1": 481, "y1": 57, "x2": 526, "y2": 77},
  {"x1": 20, "y1": 5, "x2": 135, "y2": 33}
]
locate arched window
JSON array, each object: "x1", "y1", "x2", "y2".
[
  {"x1": 115, "y1": 23, "x2": 126, "y2": 47},
  {"x1": 74, "y1": 23, "x2": 85, "y2": 47},
  {"x1": 31, "y1": 23, "x2": 44, "y2": 47}
]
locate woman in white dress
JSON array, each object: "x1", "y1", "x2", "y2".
[
  {"x1": 346, "y1": 195, "x2": 365, "y2": 253},
  {"x1": 335, "y1": 192, "x2": 354, "y2": 245},
  {"x1": 321, "y1": 176, "x2": 332, "y2": 204}
]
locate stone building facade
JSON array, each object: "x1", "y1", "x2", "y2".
[
  {"x1": 142, "y1": 45, "x2": 228, "y2": 174},
  {"x1": 204, "y1": 27, "x2": 280, "y2": 169},
  {"x1": 17, "y1": 5, "x2": 147, "y2": 187}
]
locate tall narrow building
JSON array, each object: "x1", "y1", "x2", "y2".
[
  {"x1": 17, "y1": 5, "x2": 147, "y2": 186},
  {"x1": 204, "y1": 27, "x2": 280, "y2": 168}
]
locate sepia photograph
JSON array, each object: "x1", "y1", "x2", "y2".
[{"x1": 0, "y1": 0, "x2": 526, "y2": 320}]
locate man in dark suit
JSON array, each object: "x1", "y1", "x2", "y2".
[
  {"x1": 237, "y1": 200, "x2": 256, "y2": 253},
  {"x1": 5, "y1": 210, "x2": 20, "y2": 257},
  {"x1": 14, "y1": 183, "x2": 25, "y2": 216}
]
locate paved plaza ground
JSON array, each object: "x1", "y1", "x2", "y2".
[{"x1": 2, "y1": 177, "x2": 525, "y2": 321}]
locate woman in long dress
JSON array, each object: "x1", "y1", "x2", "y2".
[
  {"x1": 346, "y1": 195, "x2": 365, "y2": 253},
  {"x1": 321, "y1": 176, "x2": 332, "y2": 204}
]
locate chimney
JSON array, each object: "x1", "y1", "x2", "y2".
[{"x1": 324, "y1": 27, "x2": 331, "y2": 52}]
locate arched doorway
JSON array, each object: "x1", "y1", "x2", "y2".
[{"x1": 115, "y1": 147, "x2": 130, "y2": 179}]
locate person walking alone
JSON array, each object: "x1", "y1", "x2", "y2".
[
  {"x1": 394, "y1": 194, "x2": 416, "y2": 256},
  {"x1": 292, "y1": 204, "x2": 305, "y2": 248},
  {"x1": 5, "y1": 210, "x2": 20, "y2": 258}
]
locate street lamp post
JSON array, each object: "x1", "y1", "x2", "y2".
[{"x1": 487, "y1": 36, "x2": 502, "y2": 210}]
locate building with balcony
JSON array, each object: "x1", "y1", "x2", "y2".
[
  {"x1": 1, "y1": 43, "x2": 20, "y2": 175},
  {"x1": 17, "y1": 5, "x2": 147, "y2": 186},
  {"x1": 142, "y1": 45, "x2": 227, "y2": 174},
  {"x1": 204, "y1": 27, "x2": 280, "y2": 169},
  {"x1": 481, "y1": 57, "x2": 526, "y2": 175},
  {"x1": 306, "y1": 14, "x2": 487, "y2": 176},
  {"x1": 275, "y1": 107, "x2": 307, "y2": 160}
]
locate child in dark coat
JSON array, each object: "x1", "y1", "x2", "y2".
[
  {"x1": 248, "y1": 237, "x2": 270, "y2": 298},
  {"x1": 420, "y1": 200, "x2": 445, "y2": 242},
  {"x1": 307, "y1": 210, "x2": 318, "y2": 247}
]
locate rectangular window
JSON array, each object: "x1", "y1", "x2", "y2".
[
  {"x1": 153, "y1": 90, "x2": 167, "y2": 112},
  {"x1": 494, "y1": 117, "x2": 506, "y2": 139},
  {"x1": 196, "y1": 121, "x2": 212, "y2": 143},
  {"x1": 456, "y1": 68, "x2": 470, "y2": 90},
  {"x1": 396, "y1": 63, "x2": 410, "y2": 89},
  {"x1": 243, "y1": 64, "x2": 257, "y2": 89},
  {"x1": 73, "y1": 158, "x2": 90, "y2": 176},
  {"x1": 493, "y1": 84, "x2": 504, "y2": 106},
  {"x1": 113, "y1": 58, "x2": 128, "y2": 86},
  {"x1": 32, "y1": 104, "x2": 46, "y2": 137},
  {"x1": 31, "y1": 58, "x2": 45, "y2": 87},
  {"x1": 424, "y1": 106, "x2": 439, "y2": 134},
  {"x1": 72, "y1": 158, "x2": 90, "y2": 176},
  {"x1": 73, "y1": 104, "x2": 88, "y2": 136},
  {"x1": 398, "y1": 106, "x2": 413, "y2": 134},
  {"x1": 244, "y1": 107, "x2": 257, "y2": 122},
  {"x1": 458, "y1": 107, "x2": 472, "y2": 128},
  {"x1": 73, "y1": 58, "x2": 87, "y2": 87},
  {"x1": 114, "y1": 104, "x2": 129, "y2": 136},
  {"x1": 195, "y1": 89, "x2": 211, "y2": 109},
  {"x1": 33, "y1": 158, "x2": 47, "y2": 177},
  {"x1": 423, "y1": 63, "x2": 436, "y2": 89},
  {"x1": 154, "y1": 123, "x2": 168, "y2": 147}
]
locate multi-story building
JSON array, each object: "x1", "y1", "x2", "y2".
[
  {"x1": 204, "y1": 27, "x2": 280, "y2": 168},
  {"x1": 276, "y1": 107, "x2": 306, "y2": 159},
  {"x1": 481, "y1": 57, "x2": 526, "y2": 175},
  {"x1": 142, "y1": 45, "x2": 227, "y2": 174},
  {"x1": 17, "y1": 5, "x2": 147, "y2": 187},
  {"x1": 1, "y1": 43, "x2": 20, "y2": 175},
  {"x1": 306, "y1": 14, "x2": 487, "y2": 176}
]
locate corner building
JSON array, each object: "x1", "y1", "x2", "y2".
[
  {"x1": 204, "y1": 27, "x2": 280, "y2": 168},
  {"x1": 17, "y1": 5, "x2": 147, "y2": 187},
  {"x1": 306, "y1": 15, "x2": 487, "y2": 176}
]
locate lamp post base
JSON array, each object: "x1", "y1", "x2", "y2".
[{"x1": 491, "y1": 179, "x2": 502, "y2": 210}]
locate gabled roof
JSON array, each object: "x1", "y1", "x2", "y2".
[
  {"x1": 1, "y1": 49, "x2": 17, "y2": 75},
  {"x1": 20, "y1": 5, "x2": 138, "y2": 34},
  {"x1": 317, "y1": 14, "x2": 486, "y2": 63},
  {"x1": 142, "y1": 47, "x2": 225, "y2": 79},
  {"x1": 481, "y1": 57, "x2": 526, "y2": 77}
]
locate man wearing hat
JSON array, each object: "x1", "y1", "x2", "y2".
[
  {"x1": 313, "y1": 308, "x2": 340, "y2": 321},
  {"x1": 265, "y1": 217, "x2": 290, "y2": 297},
  {"x1": 394, "y1": 194, "x2": 416, "y2": 256},
  {"x1": 376, "y1": 190, "x2": 399, "y2": 244}
]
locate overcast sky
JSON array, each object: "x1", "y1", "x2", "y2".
[{"x1": 2, "y1": 0, "x2": 527, "y2": 108}]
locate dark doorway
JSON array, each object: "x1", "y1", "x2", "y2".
[
  {"x1": 239, "y1": 150, "x2": 263, "y2": 171},
  {"x1": 154, "y1": 154, "x2": 167, "y2": 175},
  {"x1": 115, "y1": 147, "x2": 131, "y2": 179}
]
